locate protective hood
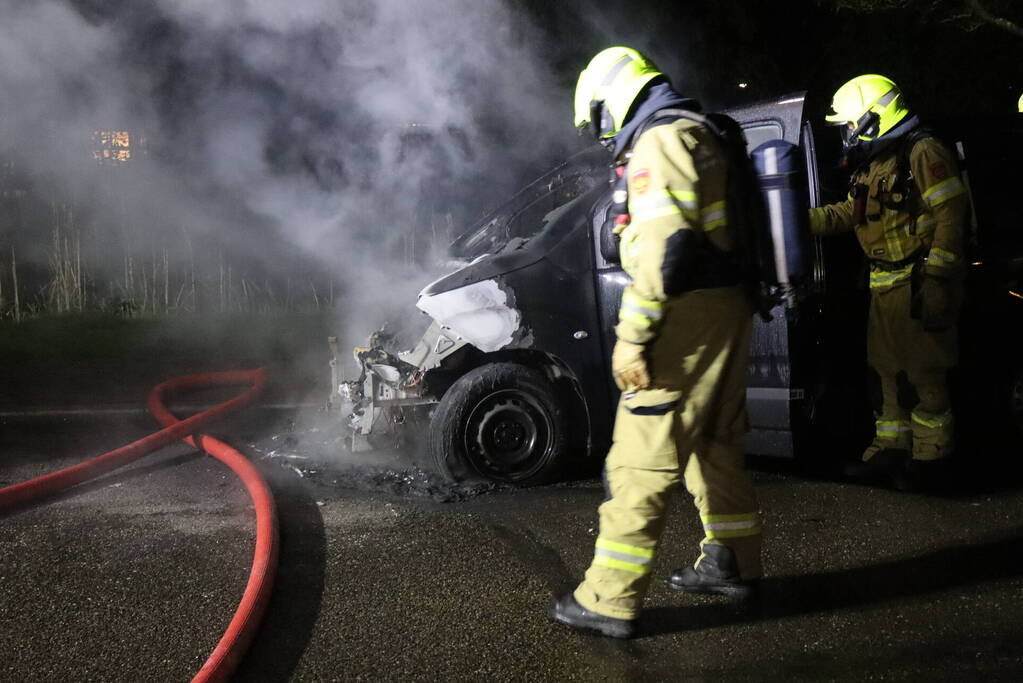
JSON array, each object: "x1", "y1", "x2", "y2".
[
  {"x1": 844, "y1": 114, "x2": 921, "y2": 169},
  {"x1": 609, "y1": 82, "x2": 700, "y2": 157}
]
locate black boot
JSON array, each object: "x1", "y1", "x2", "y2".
[
  {"x1": 893, "y1": 457, "x2": 951, "y2": 494},
  {"x1": 843, "y1": 447, "x2": 910, "y2": 486},
  {"x1": 666, "y1": 544, "x2": 760, "y2": 601},
  {"x1": 549, "y1": 592, "x2": 636, "y2": 639}
]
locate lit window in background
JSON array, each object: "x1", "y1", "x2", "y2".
[{"x1": 92, "y1": 130, "x2": 146, "y2": 164}]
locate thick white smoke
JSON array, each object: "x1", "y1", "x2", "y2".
[{"x1": 0, "y1": 0, "x2": 575, "y2": 343}]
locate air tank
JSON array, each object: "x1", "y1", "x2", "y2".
[{"x1": 752, "y1": 139, "x2": 809, "y2": 291}]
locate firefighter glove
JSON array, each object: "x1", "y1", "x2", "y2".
[
  {"x1": 612, "y1": 339, "x2": 651, "y2": 390},
  {"x1": 919, "y1": 276, "x2": 955, "y2": 332}
]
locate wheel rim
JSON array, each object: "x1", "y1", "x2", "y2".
[{"x1": 463, "y1": 388, "x2": 555, "y2": 483}]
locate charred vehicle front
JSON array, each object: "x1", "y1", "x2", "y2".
[
  {"x1": 330, "y1": 142, "x2": 612, "y2": 484},
  {"x1": 330, "y1": 94, "x2": 1023, "y2": 485}
]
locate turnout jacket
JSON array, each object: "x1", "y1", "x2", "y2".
[
  {"x1": 615, "y1": 118, "x2": 734, "y2": 345},
  {"x1": 809, "y1": 137, "x2": 969, "y2": 290}
]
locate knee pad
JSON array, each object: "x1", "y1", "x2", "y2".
[
  {"x1": 910, "y1": 369, "x2": 951, "y2": 414},
  {"x1": 915, "y1": 385, "x2": 951, "y2": 414}
]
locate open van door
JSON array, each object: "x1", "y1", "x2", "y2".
[{"x1": 724, "y1": 93, "x2": 825, "y2": 458}]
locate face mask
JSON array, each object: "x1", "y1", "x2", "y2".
[
  {"x1": 839, "y1": 125, "x2": 856, "y2": 148},
  {"x1": 840, "y1": 110, "x2": 881, "y2": 150},
  {"x1": 587, "y1": 100, "x2": 616, "y2": 142}
]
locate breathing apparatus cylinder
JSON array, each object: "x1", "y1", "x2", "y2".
[{"x1": 752, "y1": 139, "x2": 809, "y2": 302}]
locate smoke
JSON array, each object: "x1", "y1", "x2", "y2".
[
  {"x1": 0, "y1": 0, "x2": 574, "y2": 342},
  {"x1": 546, "y1": 3, "x2": 753, "y2": 110}
]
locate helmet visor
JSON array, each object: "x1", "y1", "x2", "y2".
[
  {"x1": 839, "y1": 124, "x2": 856, "y2": 148},
  {"x1": 839, "y1": 110, "x2": 881, "y2": 149},
  {"x1": 589, "y1": 99, "x2": 603, "y2": 137},
  {"x1": 825, "y1": 111, "x2": 852, "y2": 126}
]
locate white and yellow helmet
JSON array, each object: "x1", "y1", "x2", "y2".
[
  {"x1": 574, "y1": 47, "x2": 664, "y2": 142},
  {"x1": 825, "y1": 74, "x2": 911, "y2": 147}
]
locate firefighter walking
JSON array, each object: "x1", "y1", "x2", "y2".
[
  {"x1": 810, "y1": 75, "x2": 969, "y2": 490},
  {"x1": 550, "y1": 47, "x2": 762, "y2": 639}
]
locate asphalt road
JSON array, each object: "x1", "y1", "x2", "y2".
[{"x1": 2, "y1": 412, "x2": 1023, "y2": 682}]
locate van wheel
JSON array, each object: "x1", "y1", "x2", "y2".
[{"x1": 429, "y1": 362, "x2": 567, "y2": 485}]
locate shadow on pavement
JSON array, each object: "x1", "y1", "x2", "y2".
[
  {"x1": 488, "y1": 521, "x2": 578, "y2": 596},
  {"x1": 750, "y1": 448, "x2": 1023, "y2": 499},
  {"x1": 232, "y1": 463, "x2": 328, "y2": 682},
  {"x1": 642, "y1": 528, "x2": 1023, "y2": 637},
  {"x1": 0, "y1": 446, "x2": 206, "y2": 517}
]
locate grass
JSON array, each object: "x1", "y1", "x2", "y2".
[
  {"x1": 0, "y1": 312, "x2": 342, "y2": 409},
  {"x1": 0, "y1": 311, "x2": 336, "y2": 361}
]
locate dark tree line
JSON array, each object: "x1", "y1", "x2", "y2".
[
  {"x1": 511, "y1": 0, "x2": 1023, "y2": 116},
  {"x1": 819, "y1": 0, "x2": 1023, "y2": 39}
]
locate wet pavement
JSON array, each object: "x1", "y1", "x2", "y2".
[{"x1": 2, "y1": 412, "x2": 1023, "y2": 682}]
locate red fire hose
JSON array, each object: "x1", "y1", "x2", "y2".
[{"x1": 0, "y1": 368, "x2": 278, "y2": 683}]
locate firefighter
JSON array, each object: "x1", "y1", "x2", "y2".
[
  {"x1": 810, "y1": 75, "x2": 969, "y2": 490},
  {"x1": 549, "y1": 47, "x2": 762, "y2": 639}
]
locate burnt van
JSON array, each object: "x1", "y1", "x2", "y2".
[{"x1": 330, "y1": 93, "x2": 1023, "y2": 485}]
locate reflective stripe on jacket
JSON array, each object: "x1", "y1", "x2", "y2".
[
  {"x1": 808, "y1": 136, "x2": 968, "y2": 290},
  {"x1": 615, "y1": 119, "x2": 732, "y2": 344}
]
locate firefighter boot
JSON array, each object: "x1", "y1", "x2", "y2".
[
  {"x1": 893, "y1": 458, "x2": 953, "y2": 494},
  {"x1": 549, "y1": 592, "x2": 636, "y2": 639},
  {"x1": 842, "y1": 445, "x2": 910, "y2": 486},
  {"x1": 666, "y1": 544, "x2": 760, "y2": 601}
]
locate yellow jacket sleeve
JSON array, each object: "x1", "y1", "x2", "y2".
[
  {"x1": 910, "y1": 138, "x2": 969, "y2": 278},
  {"x1": 808, "y1": 193, "x2": 857, "y2": 236},
  {"x1": 615, "y1": 122, "x2": 728, "y2": 345}
]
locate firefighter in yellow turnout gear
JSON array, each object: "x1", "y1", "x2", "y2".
[
  {"x1": 550, "y1": 47, "x2": 761, "y2": 639},
  {"x1": 810, "y1": 75, "x2": 969, "y2": 488}
]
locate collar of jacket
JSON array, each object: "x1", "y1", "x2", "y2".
[
  {"x1": 610, "y1": 81, "x2": 700, "y2": 160},
  {"x1": 845, "y1": 114, "x2": 922, "y2": 170}
]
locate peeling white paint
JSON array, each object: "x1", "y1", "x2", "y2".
[{"x1": 416, "y1": 279, "x2": 520, "y2": 352}]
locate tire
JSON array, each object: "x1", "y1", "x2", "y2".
[{"x1": 428, "y1": 362, "x2": 568, "y2": 486}]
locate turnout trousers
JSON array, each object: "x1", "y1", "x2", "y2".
[
  {"x1": 574, "y1": 287, "x2": 761, "y2": 620},
  {"x1": 866, "y1": 280, "x2": 957, "y2": 461}
]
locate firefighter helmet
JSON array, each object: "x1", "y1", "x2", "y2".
[
  {"x1": 574, "y1": 47, "x2": 664, "y2": 142},
  {"x1": 825, "y1": 74, "x2": 911, "y2": 147}
]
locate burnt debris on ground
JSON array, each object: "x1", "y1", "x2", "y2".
[{"x1": 247, "y1": 410, "x2": 505, "y2": 502}]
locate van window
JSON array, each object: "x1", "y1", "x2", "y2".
[
  {"x1": 452, "y1": 173, "x2": 597, "y2": 258},
  {"x1": 742, "y1": 122, "x2": 785, "y2": 152},
  {"x1": 449, "y1": 147, "x2": 607, "y2": 260},
  {"x1": 504, "y1": 175, "x2": 592, "y2": 241}
]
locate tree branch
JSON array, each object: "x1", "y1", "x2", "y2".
[{"x1": 966, "y1": 0, "x2": 1023, "y2": 39}]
